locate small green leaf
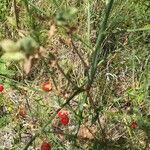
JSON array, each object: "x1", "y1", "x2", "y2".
[
  {"x1": 1, "y1": 52, "x2": 25, "y2": 61},
  {"x1": 56, "y1": 7, "x2": 77, "y2": 26},
  {"x1": 17, "y1": 36, "x2": 39, "y2": 55},
  {"x1": 0, "y1": 40, "x2": 19, "y2": 52},
  {"x1": 6, "y1": 16, "x2": 16, "y2": 27}
]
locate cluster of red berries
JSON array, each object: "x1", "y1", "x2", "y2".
[
  {"x1": 41, "y1": 83, "x2": 69, "y2": 149},
  {"x1": 0, "y1": 84, "x2": 4, "y2": 93},
  {"x1": 40, "y1": 111, "x2": 69, "y2": 150},
  {"x1": 58, "y1": 111, "x2": 69, "y2": 125},
  {"x1": 41, "y1": 81, "x2": 70, "y2": 125}
]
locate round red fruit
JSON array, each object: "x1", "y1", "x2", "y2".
[
  {"x1": 42, "y1": 81, "x2": 52, "y2": 92},
  {"x1": 57, "y1": 111, "x2": 68, "y2": 119},
  {"x1": 0, "y1": 84, "x2": 4, "y2": 92},
  {"x1": 60, "y1": 116, "x2": 69, "y2": 125},
  {"x1": 41, "y1": 141, "x2": 51, "y2": 150},
  {"x1": 130, "y1": 121, "x2": 137, "y2": 129}
]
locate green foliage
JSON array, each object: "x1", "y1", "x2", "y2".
[
  {"x1": 1, "y1": 52, "x2": 25, "y2": 61},
  {"x1": 56, "y1": 7, "x2": 77, "y2": 26},
  {"x1": 17, "y1": 36, "x2": 39, "y2": 55},
  {"x1": 0, "y1": 40, "x2": 19, "y2": 52},
  {"x1": 0, "y1": 60, "x2": 15, "y2": 76},
  {"x1": 0, "y1": 115, "x2": 11, "y2": 128},
  {"x1": 0, "y1": 37, "x2": 39, "y2": 62},
  {"x1": 126, "y1": 88, "x2": 145, "y2": 103},
  {"x1": 0, "y1": 0, "x2": 149, "y2": 149},
  {"x1": 0, "y1": 0, "x2": 7, "y2": 21}
]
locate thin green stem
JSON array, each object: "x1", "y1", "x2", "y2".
[
  {"x1": 56, "y1": 61, "x2": 76, "y2": 87},
  {"x1": 22, "y1": 0, "x2": 40, "y2": 43},
  {"x1": 71, "y1": 39, "x2": 88, "y2": 69},
  {"x1": 88, "y1": 0, "x2": 114, "y2": 88},
  {"x1": 0, "y1": 73, "x2": 43, "y2": 93},
  {"x1": 87, "y1": 0, "x2": 91, "y2": 45}
]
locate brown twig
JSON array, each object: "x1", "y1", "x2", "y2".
[
  {"x1": 86, "y1": 90, "x2": 107, "y2": 142},
  {"x1": 71, "y1": 39, "x2": 88, "y2": 69},
  {"x1": 13, "y1": 0, "x2": 19, "y2": 28},
  {"x1": 56, "y1": 61, "x2": 76, "y2": 87}
]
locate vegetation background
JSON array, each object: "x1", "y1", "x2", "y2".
[{"x1": 0, "y1": 0, "x2": 149, "y2": 149}]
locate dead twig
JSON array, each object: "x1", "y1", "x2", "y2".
[{"x1": 13, "y1": 0, "x2": 19, "y2": 28}]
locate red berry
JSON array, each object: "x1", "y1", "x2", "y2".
[
  {"x1": 57, "y1": 111, "x2": 68, "y2": 119},
  {"x1": 130, "y1": 121, "x2": 138, "y2": 129},
  {"x1": 41, "y1": 141, "x2": 51, "y2": 150},
  {"x1": 60, "y1": 116, "x2": 69, "y2": 125},
  {"x1": 42, "y1": 81, "x2": 52, "y2": 92},
  {"x1": 0, "y1": 84, "x2": 4, "y2": 92}
]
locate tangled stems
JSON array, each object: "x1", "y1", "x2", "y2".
[
  {"x1": 23, "y1": 1, "x2": 114, "y2": 149},
  {"x1": 23, "y1": 87, "x2": 85, "y2": 150}
]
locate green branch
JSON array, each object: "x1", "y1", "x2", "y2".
[{"x1": 88, "y1": 0, "x2": 114, "y2": 88}]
